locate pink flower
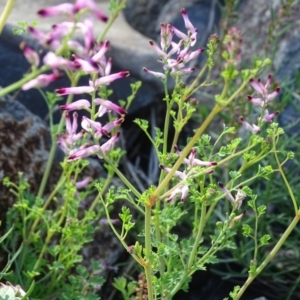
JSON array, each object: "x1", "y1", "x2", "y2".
[
  {"x1": 167, "y1": 185, "x2": 189, "y2": 203},
  {"x1": 160, "y1": 23, "x2": 174, "y2": 50},
  {"x1": 159, "y1": 164, "x2": 186, "y2": 180},
  {"x1": 75, "y1": 177, "x2": 92, "y2": 189},
  {"x1": 68, "y1": 144, "x2": 101, "y2": 161},
  {"x1": 37, "y1": 3, "x2": 75, "y2": 17},
  {"x1": 28, "y1": 26, "x2": 61, "y2": 50},
  {"x1": 60, "y1": 99, "x2": 91, "y2": 111},
  {"x1": 93, "y1": 98, "x2": 127, "y2": 117},
  {"x1": 240, "y1": 116, "x2": 260, "y2": 134},
  {"x1": 174, "y1": 146, "x2": 217, "y2": 167},
  {"x1": 247, "y1": 95, "x2": 264, "y2": 107},
  {"x1": 261, "y1": 109, "x2": 279, "y2": 123},
  {"x1": 249, "y1": 75, "x2": 280, "y2": 105},
  {"x1": 92, "y1": 71, "x2": 130, "y2": 87},
  {"x1": 67, "y1": 132, "x2": 120, "y2": 161},
  {"x1": 22, "y1": 74, "x2": 60, "y2": 90},
  {"x1": 218, "y1": 182, "x2": 245, "y2": 209},
  {"x1": 57, "y1": 112, "x2": 84, "y2": 154},
  {"x1": 56, "y1": 86, "x2": 95, "y2": 96},
  {"x1": 92, "y1": 40, "x2": 110, "y2": 63},
  {"x1": 77, "y1": 18, "x2": 95, "y2": 51},
  {"x1": 81, "y1": 116, "x2": 104, "y2": 138},
  {"x1": 143, "y1": 68, "x2": 165, "y2": 80},
  {"x1": 97, "y1": 132, "x2": 120, "y2": 158},
  {"x1": 181, "y1": 8, "x2": 197, "y2": 35},
  {"x1": 72, "y1": 55, "x2": 99, "y2": 74},
  {"x1": 43, "y1": 52, "x2": 80, "y2": 71},
  {"x1": 65, "y1": 112, "x2": 83, "y2": 142},
  {"x1": 74, "y1": 0, "x2": 108, "y2": 22},
  {"x1": 102, "y1": 118, "x2": 124, "y2": 136},
  {"x1": 20, "y1": 42, "x2": 39, "y2": 67}
]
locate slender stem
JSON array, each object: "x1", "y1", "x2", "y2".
[
  {"x1": 96, "y1": 0, "x2": 127, "y2": 44},
  {"x1": 183, "y1": 63, "x2": 208, "y2": 100},
  {"x1": 153, "y1": 103, "x2": 222, "y2": 197},
  {"x1": 29, "y1": 175, "x2": 65, "y2": 238},
  {"x1": 273, "y1": 136, "x2": 298, "y2": 214},
  {"x1": 253, "y1": 206, "x2": 259, "y2": 260},
  {"x1": 37, "y1": 75, "x2": 79, "y2": 199},
  {"x1": 144, "y1": 204, "x2": 154, "y2": 300},
  {"x1": 234, "y1": 213, "x2": 300, "y2": 300},
  {"x1": 0, "y1": 0, "x2": 15, "y2": 35},
  {"x1": 0, "y1": 66, "x2": 49, "y2": 97},
  {"x1": 100, "y1": 195, "x2": 140, "y2": 264},
  {"x1": 153, "y1": 72, "x2": 170, "y2": 278},
  {"x1": 102, "y1": 153, "x2": 141, "y2": 199},
  {"x1": 187, "y1": 204, "x2": 206, "y2": 270}
]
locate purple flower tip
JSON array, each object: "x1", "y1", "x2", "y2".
[
  {"x1": 56, "y1": 88, "x2": 66, "y2": 96},
  {"x1": 37, "y1": 9, "x2": 48, "y2": 16},
  {"x1": 181, "y1": 8, "x2": 187, "y2": 15},
  {"x1": 211, "y1": 162, "x2": 218, "y2": 166},
  {"x1": 275, "y1": 87, "x2": 280, "y2": 93},
  {"x1": 159, "y1": 164, "x2": 165, "y2": 170},
  {"x1": 218, "y1": 182, "x2": 224, "y2": 188},
  {"x1": 247, "y1": 96, "x2": 252, "y2": 101},
  {"x1": 120, "y1": 70, "x2": 130, "y2": 77}
]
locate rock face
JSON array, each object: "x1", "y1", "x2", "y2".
[{"x1": 0, "y1": 90, "x2": 52, "y2": 219}]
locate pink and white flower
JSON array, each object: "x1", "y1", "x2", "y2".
[
  {"x1": 218, "y1": 182, "x2": 246, "y2": 209},
  {"x1": 93, "y1": 98, "x2": 127, "y2": 117},
  {"x1": 22, "y1": 74, "x2": 60, "y2": 90},
  {"x1": 60, "y1": 99, "x2": 91, "y2": 111},
  {"x1": 240, "y1": 116, "x2": 260, "y2": 134},
  {"x1": 20, "y1": 42, "x2": 40, "y2": 67},
  {"x1": 37, "y1": 3, "x2": 75, "y2": 17},
  {"x1": 56, "y1": 86, "x2": 95, "y2": 96}
]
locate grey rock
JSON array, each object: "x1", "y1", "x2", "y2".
[
  {"x1": 123, "y1": 0, "x2": 169, "y2": 39},
  {"x1": 0, "y1": 89, "x2": 53, "y2": 218}
]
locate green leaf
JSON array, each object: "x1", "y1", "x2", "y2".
[
  {"x1": 242, "y1": 224, "x2": 252, "y2": 237},
  {"x1": 260, "y1": 234, "x2": 271, "y2": 246}
]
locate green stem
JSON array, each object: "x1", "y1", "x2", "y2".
[
  {"x1": 253, "y1": 206, "x2": 259, "y2": 260},
  {"x1": 273, "y1": 136, "x2": 298, "y2": 214},
  {"x1": 184, "y1": 63, "x2": 208, "y2": 100},
  {"x1": 100, "y1": 195, "x2": 140, "y2": 264},
  {"x1": 29, "y1": 175, "x2": 65, "y2": 238},
  {"x1": 187, "y1": 204, "x2": 206, "y2": 270},
  {"x1": 0, "y1": 0, "x2": 15, "y2": 35},
  {"x1": 37, "y1": 76, "x2": 79, "y2": 199},
  {"x1": 144, "y1": 204, "x2": 154, "y2": 300},
  {"x1": 153, "y1": 103, "x2": 222, "y2": 197},
  {"x1": 234, "y1": 213, "x2": 300, "y2": 300},
  {"x1": 96, "y1": 0, "x2": 127, "y2": 44},
  {"x1": 0, "y1": 66, "x2": 49, "y2": 97}
]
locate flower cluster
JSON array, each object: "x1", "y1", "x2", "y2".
[
  {"x1": 160, "y1": 146, "x2": 217, "y2": 203},
  {"x1": 224, "y1": 27, "x2": 242, "y2": 67},
  {"x1": 20, "y1": 0, "x2": 113, "y2": 90},
  {"x1": 240, "y1": 75, "x2": 280, "y2": 133},
  {"x1": 20, "y1": 1, "x2": 129, "y2": 162},
  {"x1": 143, "y1": 8, "x2": 204, "y2": 79}
]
